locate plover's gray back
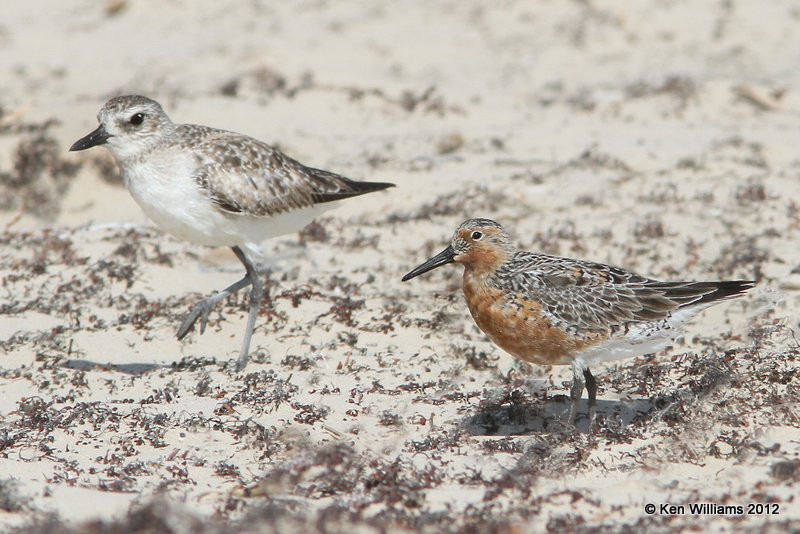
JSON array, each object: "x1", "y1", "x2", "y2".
[{"x1": 177, "y1": 123, "x2": 387, "y2": 217}]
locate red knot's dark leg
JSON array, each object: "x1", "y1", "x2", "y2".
[
  {"x1": 568, "y1": 365, "x2": 585, "y2": 425},
  {"x1": 584, "y1": 368, "x2": 597, "y2": 424},
  {"x1": 232, "y1": 246, "x2": 263, "y2": 372}
]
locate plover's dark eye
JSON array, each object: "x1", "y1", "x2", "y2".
[
  {"x1": 471, "y1": 231, "x2": 483, "y2": 240},
  {"x1": 129, "y1": 113, "x2": 145, "y2": 126}
]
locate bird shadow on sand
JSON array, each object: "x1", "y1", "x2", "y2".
[
  {"x1": 462, "y1": 386, "x2": 653, "y2": 435},
  {"x1": 61, "y1": 353, "x2": 223, "y2": 374},
  {"x1": 62, "y1": 359, "x2": 164, "y2": 374}
]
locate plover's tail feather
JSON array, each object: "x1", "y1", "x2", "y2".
[{"x1": 307, "y1": 167, "x2": 394, "y2": 204}]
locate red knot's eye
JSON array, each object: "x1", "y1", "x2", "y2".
[
  {"x1": 130, "y1": 113, "x2": 145, "y2": 126},
  {"x1": 471, "y1": 231, "x2": 483, "y2": 240}
]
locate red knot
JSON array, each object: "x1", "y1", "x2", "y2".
[{"x1": 402, "y1": 218, "x2": 755, "y2": 425}]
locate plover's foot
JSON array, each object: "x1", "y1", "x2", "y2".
[{"x1": 177, "y1": 299, "x2": 217, "y2": 340}]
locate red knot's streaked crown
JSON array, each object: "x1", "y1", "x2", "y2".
[
  {"x1": 71, "y1": 95, "x2": 394, "y2": 370},
  {"x1": 402, "y1": 218, "x2": 755, "y2": 425}
]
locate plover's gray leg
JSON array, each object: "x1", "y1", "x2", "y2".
[
  {"x1": 176, "y1": 246, "x2": 263, "y2": 370},
  {"x1": 584, "y1": 368, "x2": 597, "y2": 425},
  {"x1": 232, "y1": 246, "x2": 264, "y2": 372},
  {"x1": 176, "y1": 274, "x2": 253, "y2": 340}
]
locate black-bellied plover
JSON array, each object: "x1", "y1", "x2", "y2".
[
  {"x1": 70, "y1": 95, "x2": 394, "y2": 371},
  {"x1": 402, "y1": 218, "x2": 754, "y2": 425}
]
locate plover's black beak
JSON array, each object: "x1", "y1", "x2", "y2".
[
  {"x1": 69, "y1": 125, "x2": 111, "y2": 151},
  {"x1": 402, "y1": 245, "x2": 455, "y2": 281}
]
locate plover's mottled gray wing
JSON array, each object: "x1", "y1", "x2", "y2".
[
  {"x1": 180, "y1": 125, "x2": 393, "y2": 217},
  {"x1": 498, "y1": 252, "x2": 754, "y2": 332}
]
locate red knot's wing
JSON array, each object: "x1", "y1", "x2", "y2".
[
  {"x1": 499, "y1": 252, "x2": 753, "y2": 333},
  {"x1": 184, "y1": 125, "x2": 392, "y2": 217}
]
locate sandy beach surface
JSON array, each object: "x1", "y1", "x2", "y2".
[{"x1": 1, "y1": 1, "x2": 799, "y2": 532}]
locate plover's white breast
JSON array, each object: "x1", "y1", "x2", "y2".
[{"x1": 122, "y1": 148, "x2": 227, "y2": 246}]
